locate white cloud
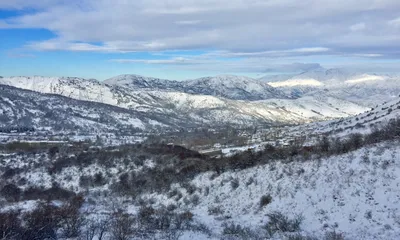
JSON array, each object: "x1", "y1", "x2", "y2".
[
  {"x1": 351, "y1": 53, "x2": 383, "y2": 57},
  {"x1": 388, "y1": 17, "x2": 400, "y2": 27},
  {"x1": 0, "y1": 0, "x2": 63, "y2": 9},
  {"x1": 110, "y1": 57, "x2": 193, "y2": 64},
  {"x1": 350, "y1": 22, "x2": 366, "y2": 31},
  {"x1": 27, "y1": 40, "x2": 118, "y2": 52},
  {"x1": 1, "y1": 0, "x2": 400, "y2": 59},
  {"x1": 205, "y1": 47, "x2": 331, "y2": 58},
  {"x1": 175, "y1": 20, "x2": 202, "y2": 25},
  {"x1": 290, "y1": 47, "x2": 330, "y2": 53},
  {"x1": 108, "y1": 54, "x2": 325, "y2": 74}
]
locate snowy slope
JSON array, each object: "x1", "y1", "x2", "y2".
[
  {"x1": 5, "y1": 137, "x2": 399, "y2": 239},
  {"x1": 229, "y1": 95, "x2": 368, "y2": 124},
  {"x1": 173, "y1": 141, "x2": 400, "y2": 239},
  {"x1": 0, "y1": 76, "x2": 116, "y2": 105},
  {"x1": 0, "y1": 85, "x2": 182, "y2": 133},
  {"x1": 327, "y1": 78, "x2": 400, "y2": 107},
  {"x1": 284, "y1": 96, "x2": 400, "y2": 141}
]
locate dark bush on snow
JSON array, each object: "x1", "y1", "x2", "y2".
[
  {"x1": 221, "y1": 222, "x2": 263, "y2": 240},
  {"x1": 259, "y1": 194, "x2": 273, "y2": 208},
  {"x1": 324, "y1": 230, "x2": 345, "y2": 240},
  {"x1": 0, "y1": 184, "x2": 21, "y2": 202},
  {"x1": 2, "y1": 167, "x2": 23, "y2": 178},
  {"x1": 264, "y1": 211, "x2": 303, "y2": 236},
  {"x1": 22, "y1": 185, "x2": 76, "y2": 201}
]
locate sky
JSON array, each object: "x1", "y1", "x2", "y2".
[{"x1": 0, "y1": 0, "x2": 400, "y2": 80}]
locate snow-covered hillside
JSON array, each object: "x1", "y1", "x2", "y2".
[
  {"x1": 0, "y1": 76, "x2": 368, "y2": 128},
  {"x1": 273, "y1": 96, "x2": 400, "y2": 147},
  {"x1": 0, "y1": 85, "x2": 177, "y2": 133},
  {"x1": 0, "y1": 76, "x2": 115, "y2": 105},
  {"x1": 160, "y1": 140, "x2": 400, "y2": 239},
  {"x1": 1, "y1": 132, "x2": 399, "y2": 239}
]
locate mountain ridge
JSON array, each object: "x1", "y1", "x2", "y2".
[
  {"x1": 0, "y1": 75, "x2": 369, "y2": 132},
  {"x1": 105, "y1": 74, "x2": 288, "y2": 101}
]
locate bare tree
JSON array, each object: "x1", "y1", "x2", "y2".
[{"x1": 110, "y1": 213, "x2": 136, "y2": 240}]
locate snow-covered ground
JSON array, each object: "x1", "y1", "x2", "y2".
[
  {"x1": 145, "y1": 140, "x2": 400, "y2": 239},
  {"x1": 2, "y1": 137, "x2": 399, "y2": 239}
]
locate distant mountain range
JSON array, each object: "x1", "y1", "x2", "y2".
[
  {"x1": 104, "y1": 74, "x2": 287, "y2": 101},
  {"x1": 260, "y1": 68, "x2": 400, "y2": 106},
  {"x1": 1, "y1": 68, "x2": 398, "y2": 133}
]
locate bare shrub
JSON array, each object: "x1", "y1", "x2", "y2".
[
  {"x1": 160, "y1": 229, "x2": 184, "y2": 240},
  {"x1": 324, "y1": 230, "x2": 344, "y2": 240},
  {"x1": 175, "y1": 211, "x2": 193, "y2": 230},
  {"x1": 208, "y1": 206, "x2": 224, "y2": 216},
  {"x1": 230, "y1": 178, "x2": 240, "y2": 190},
  {"x1": 81, "y1": 217, "x2": 111, "y2": 240},
  {"x1": 288, "y1": 234, "x2": 318, "y2": 240},
  {"x1": 264, "y1": 211, "x2": 303, "y2": 236},
  {"x1": 0, "y1": 211, "x2": 22, "y2": 240},
  {"x1": 246, "y1": 177, "x2": 254, "y2": 186},
  {"x1": 190, "y1": 194, "x2": 200, "y2": 206},
  {"x1": 166, "y1": 204, "x2": 177, "y2": 212},
  {"x1": 58, "y1": 195, "x2": 85, "y2": 238},
  {"x1": 259, "y1": 194, "x2": 272, "y2": 208},
  {"x1": 22, "y1": 203, "x2": 60, "y2": 240},
  {"x1": 138, "y1": 206, "x2": 156, "y2": 228},
  {"x1": 167, "y1": 189, "x2": 179, "y2": 198},
  {"x1": 221, "y1": 222, "x2": 263, "y2": 240},
  {"x1": 110, "y1": 213, "x2": 136, "y2": 240}
]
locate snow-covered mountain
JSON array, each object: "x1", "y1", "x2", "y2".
[
  {"x1": 105, "y1": 74, "x2": 287, "y2": 101},
  {"x1": 104, "y1": 74, "x2": 182, "y2": 90},
  {"x1": 182, "y1": 75, "x2": 287, "y2": 100},
  {"x1": 0, "y1": 76, "x2": 368, "y2": 129},
  {"x1": 0, "y1": 76, "x2": 115, "y2": 105},
  {"x1": 261, "y1": 68, "x2": 400, "y2": 106},
  {"x1": 0, "y1": 84, "x2": 179, "y2": 133}
]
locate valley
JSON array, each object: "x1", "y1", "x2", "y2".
[{"x1": 0, "y1": 69, "x2": 399, "y2": 240}]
